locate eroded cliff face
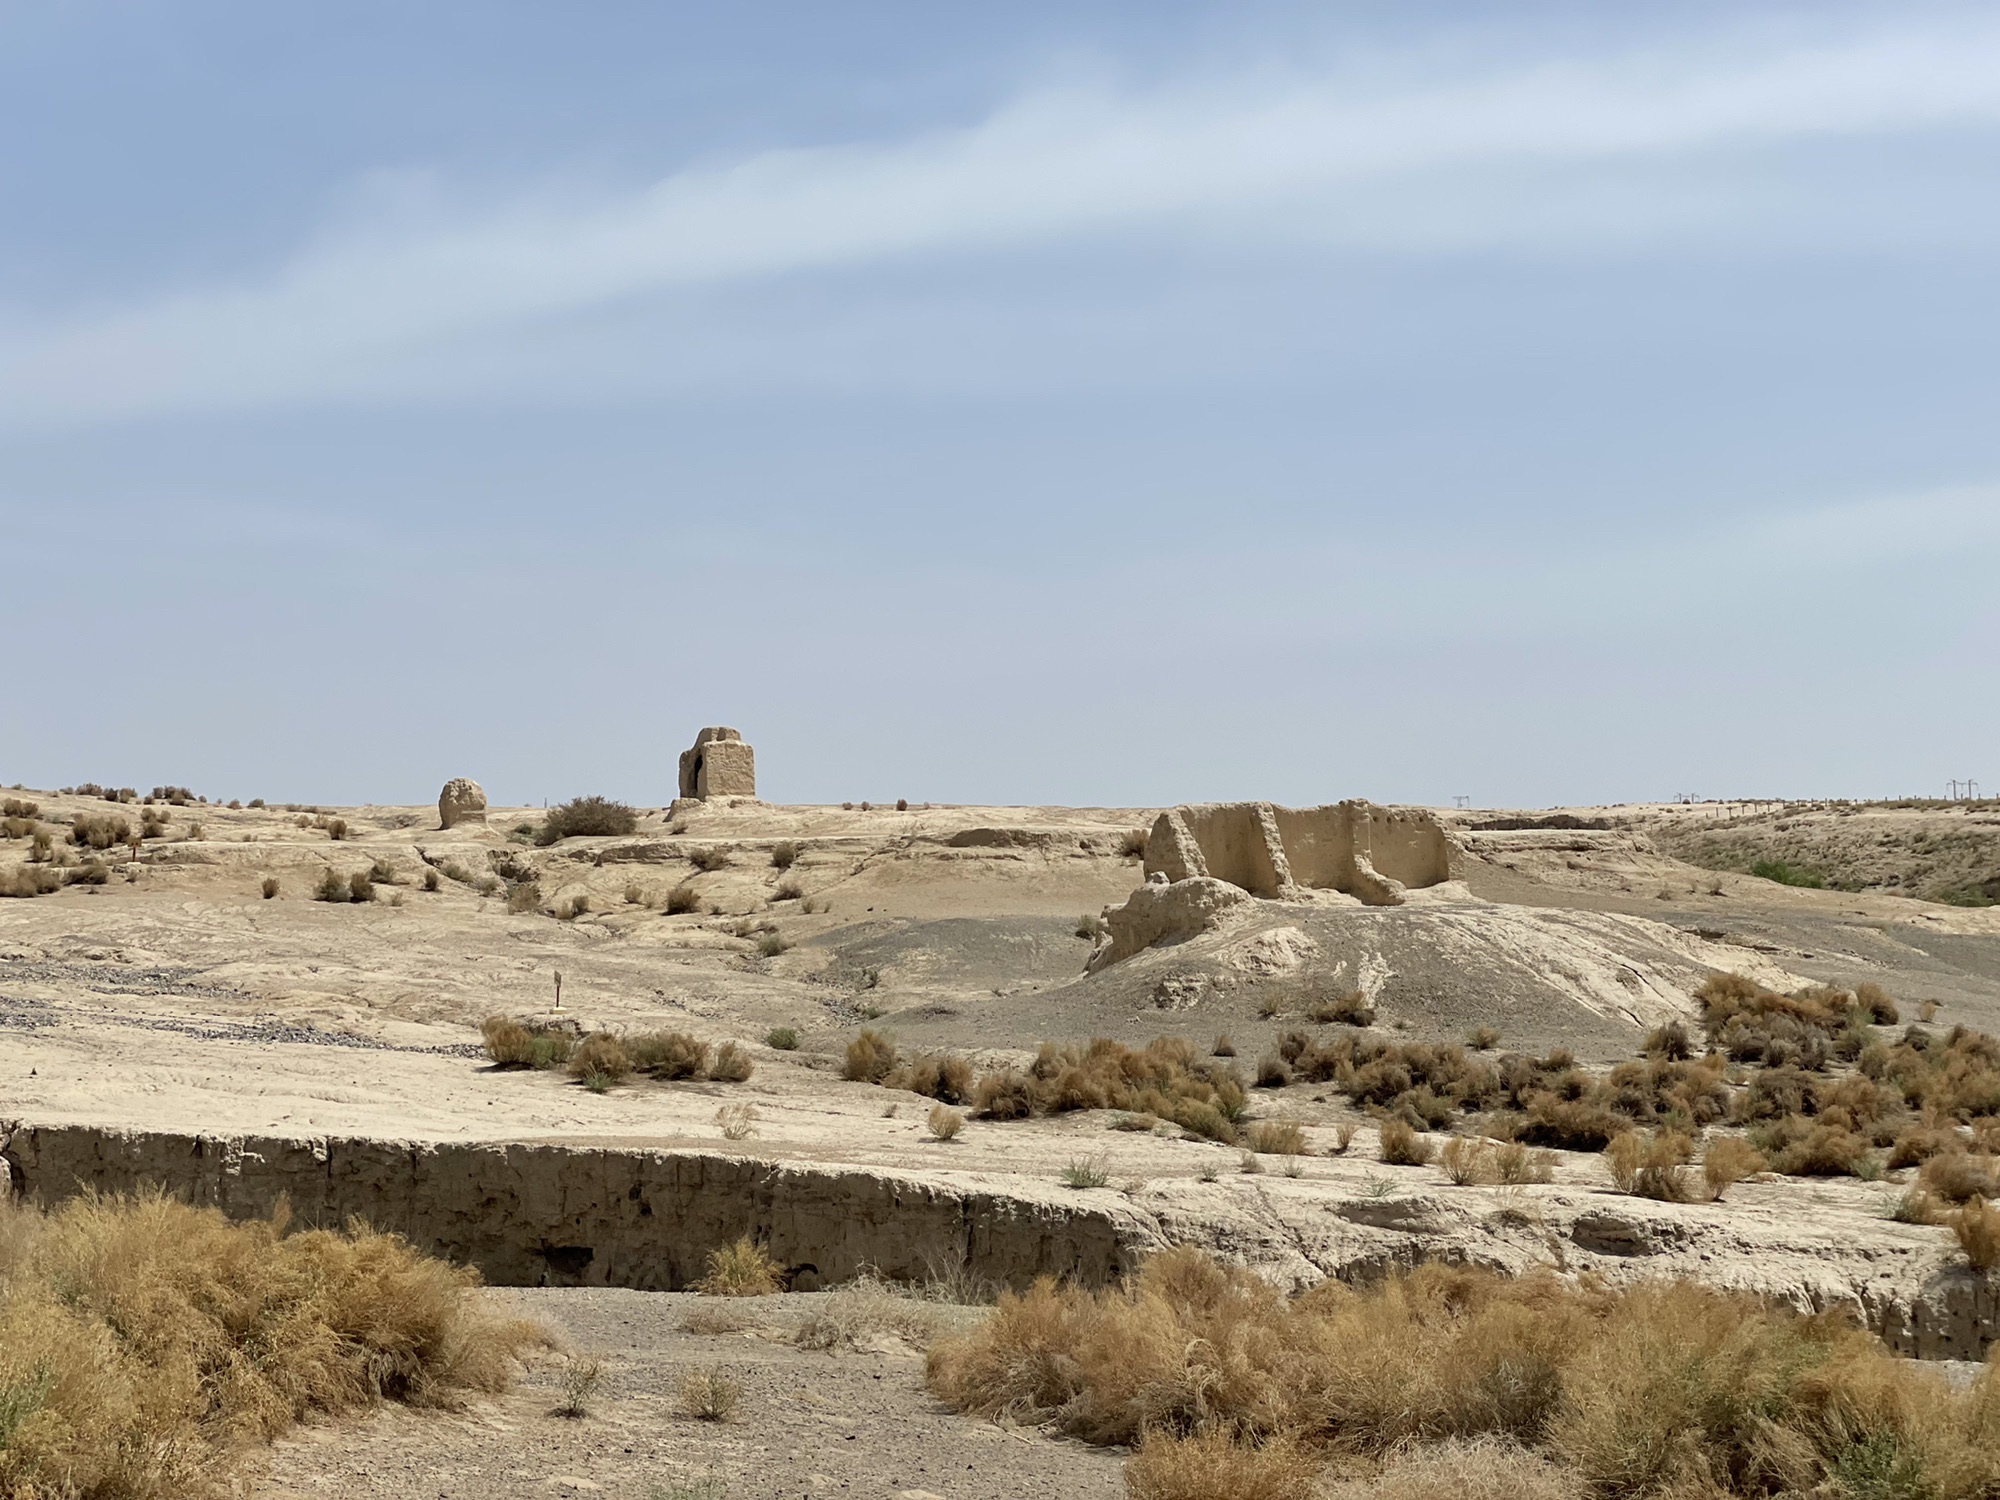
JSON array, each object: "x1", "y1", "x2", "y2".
[
  {"x1": 5, "y1": 1120, "x2": 1995, "y2": 1362},
  {"x1": 0, "y1": 1121, "x2": 1140, "y2": 1292}
]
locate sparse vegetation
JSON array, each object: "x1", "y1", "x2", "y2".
[
  {"x1": 928, "y1": 1247, "x2": 2000, "y2": 1500},
  {"x1": 506, "y1": 880, "x2": 541, "y2": 914},
  {"x1": 261, "y1": 875, "x2": 280, "y2": 899},
  {"x1": 1306, "y1": 985, "x2": 1376, "y2": 1026},
  {"x1": 1060, "y1": 1156, "x2": 1110, "y2": 1189},
  {"x1": 1075, "y1": 913, "x2": 1105, "y2": 940},
  {"x1": 481, "y1": 1016, "x2": 578, "y2": 1070},
  {"x1": 678, "y1": 1366, "x2": 741, "y2": 1422},
  {"x1": 687, "y1": 846, "x2": 731, "y2": 872},
  {"x1": 764, "y1": 1027, "x2": 800, "y2": 1051},
  {"x1": 0, "y1": 1189, "x2": 539, "y2": 1498},
  {"x1": 555, "y1": 1355, "x2": 602, "y2": 1419},
  {"x1": 927, "y1": 1104, "x2": 965, "y2": 1140},
  {"x1": 770, "y1": 841, "x2": 798, "y2": 870},
  {"x1": 714, "y1": 1103, "x2": 759, "y2": 1140},
  {"x1": 1117, "y1": 828, "x2": 1148, "y2": 858},
  {"x1": 1247, "y1": 1121, "x2": 1307, "y2": 1156},
  {"x1": 1378, "y1": 1118, "x2": 1436, "y2": 1165},
  {"x1": 535, "y1": 795, "x2": 638, "y2": 845},
  {"x1": 773, "y1": 874, "x2": 805, "y2": 901},
  {"x1": 695, "y1": 1237, "x2": 780, "y2": 1297},
  {"x1": 665, "y1": 883, "x2": 700, "y2": 914},
  {"x1": 755, "y1": 930, "x2": 789, "y2": 958}
]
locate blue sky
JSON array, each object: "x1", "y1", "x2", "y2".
[{"x1": 2, "y1": 2, "x2": 1995, "y2": 809}]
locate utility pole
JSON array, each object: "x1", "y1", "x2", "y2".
[{"x1": 1452, "y1": 795, "x2": 1470, "y2": 809}]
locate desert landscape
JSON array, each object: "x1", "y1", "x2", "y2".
[{"x1": 4, "y1": 733, "x2": 2000, "y2": 1498}]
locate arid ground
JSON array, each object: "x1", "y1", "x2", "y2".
[{"x1": 4, "y1": 785, "x2": 2000, "y2": 1497}]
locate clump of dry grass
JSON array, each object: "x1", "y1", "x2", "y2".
[
  {"x1": 678, "y1": 1365, "x2": 741, "y2": 1421},
  {"x1": 770, "y1": 840, "x2": 799, "y2": 869},
  {"x1": 694, "y1": 1237, "x2": 780, "y2": 1297},
  {"x1": 714, "y1": 1103, "x2": 759, "y2": 1140},
  {"x1": 1125, "y1": 1428, "x2": 1318, "y2": 1500},
  {"x1": 536, "y1": 795, "x2": 638, "y2": 845},
  {"x1": 1702, "y1": 1137, "x2": 1767, "y2": 1199},
  {"x1": 0, "y1": 1190, "x2": 540, "y2": 1499},
  {"x1": 1247, "y1": 1121, "x2": 1307, "y2": 1156},
  {"x1": 927, "y1": 1247, "x2": 2000, "y2": 1500},
  {"x1": 686, "y1": 845, "x2": 731, "y2": 873},
  {"x1": 1951, "y1": 1201, "x2": 2000, "y2": 1271},
  {"x1": 927, "y1": 1104, "x2": 964, "y2": 1141},
  {"x1": 665, "y1": 883, "x2": 700, "y2": 914},
  {"x1": 481, "y1": 1015, "x2": 577, "y2": 1070},
  {"x1": 0, "y1": 865, "x2": 64, "y2": 899}
]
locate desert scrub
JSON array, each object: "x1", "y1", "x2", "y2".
[
  {"x1": 754, "y1": 930, "x2": 789, "y2": 957},
  {"x1": 695, "y1": 1236, "x2": 780, "y2": 1296},
  {"x1": 958, "y1": 1036, "x2": 1248, "y2": 1145},
  {"x1": 926, "y1": 1247, "x2": 2000, "y2": 1500},
  {"x1": 481, "y1": 1016, "x2": 577, "y2": 1070},
  {"x1": 0, "y1": 1189, "x2": 539, "y2": 1499},
  {"x1": 686, "y1": 845, "x2": 731, "y2": 872},
  {"x1": 664, "y1": 883, "x2": 700, "y2": 914},
  {"x1": 770, "y1": 840, "x2": 799, "y2": 870},
  {"x1": 764, "y1": 1027, "x2": 800, "y2": 1051},
  {"x1": 1378, "y1": 1117, "x2": 1437, "y2": 1165},
  {"x1": 927, "y1": 1104, "x2": 965, "y2": 1141},
  {"x1": 535, "y1": 795, "x2": 638, "y2": 845}
]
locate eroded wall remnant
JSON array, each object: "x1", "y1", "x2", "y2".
[
  {"x1": 677, "y1": 727, "x2": 757, "y2": 801},
  {"x1": 437, "y1": 778, "x2": 487, "y2": 830},
  {"x1": 1144, "y1": 800, "x2": 1461, "y2": 905}
]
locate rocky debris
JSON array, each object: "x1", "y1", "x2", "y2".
[{"x1": 438, "y1": 778, "x2": 488, "y2": 829}]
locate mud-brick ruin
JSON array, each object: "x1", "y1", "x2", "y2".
[
  {"x1": 678, "y1": 726, "x2": 757, "y2": 800},
  {"x1": 1144, "y1": 799, "x2": 1460, "y2": 904}
]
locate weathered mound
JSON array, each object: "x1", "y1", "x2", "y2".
[
  {"x1": 1144, "y1": 799, "x2": 1460, "y2": 905},
  {"x1": 1073, "y1": 897, "x2": 1810, "y2": 1055}
]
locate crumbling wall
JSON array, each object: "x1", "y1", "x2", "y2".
[
  {"x1": 1084, "y1": 875, "x2": 1250, "y2": 973},
  {"x1": 1144, "y1": 799, "x2": 1460, "y2": 907},
  {"x1": 0, "y1": 1122, "x2": 1134, "y2": 1292},
  {"x1": 677, "y1": 727, "x2": 757, "y2": 801}
]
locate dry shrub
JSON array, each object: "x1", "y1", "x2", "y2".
[
  {"x1": 844, "y1": 1028, "x2": 900, "y2": 1083},
  {"x1": 1117, "y1": 828, "x2": 1148, "y2": 858},
  {"x1": 1248, "y1": 1121, "x2": 1307, "y2": 1156},
  {"x1": 1380, "y1": 1118, "x2": 1436, "y2": 1166},
  {"x1": 1124, "y1": 1428, "x2": 1317, "y2": 1500},
  {"x1": 695, "y1": 1237, "x2": 779, "y2": 1297},
  {"x1": 665, "y1": 883, "x2": 700, "y2": 914},
  {"x1": 480, "y1": 1016, "x2": 576, "y2": 1070},
  {"x1": 505, "y1": 880, "x2": 541, "y2": 914},
  {"x1": 894, "y1": 1052, "x2": 975, "y2": 1105},
  {"x1": 686, "y1": 845, "x2": 731, "y2": 873},
  {"x1": 714, "y1": 1103, "x2": 758, "y2": 1140},
  {"x1": 927, "y1": 1247, "x2": 2000, "y2": 1500},
  {"x1": 709, "y1": 1040, "x2": 753, "y2": 1082},
  {"x1": 567, "y1": 1032, "x2": 633, "y2": 1087},
  {"x1": 1920, "y1": 1151, "x2": 2000, "y2": 1204},
  {"x1": 962, "y1": 1037, "x2": 1246, "y2": 1145},
  {"x1": 794, "y1": 1273, "x2": 955, "y2": 1352},
  {"x1": 535, "y1": 795, "x2": 637, "y2": 845},
  {"x1": 1753, "y1": 1115, "x2": 1872, "y2": 1178},
  {"x1": 1441, "y1": 1136, "x2": 1497, "y2": 1186},
  {"x1": 628, "y1": 1031, "x2": 710, "y2": 1080},
  {"x1": 1604, "y1": 1131, "x2": 1695, "y2": 1201},
  {"x1": 0, "y1": 866, "x2": 63, "y2": 899},
  {"x1": 1702, "y1": 1137, "x2": 1767, "y2": 1200},
  {"x1": 770, "y1": 841, "x2": 799, "y2": 870},
  {"x1": 68, "y1": 814, "x2": 130, "y2": 850},
  {"x1": 1307, "y1": 986, "x2": 1376, "y2": 1026},
  {"x1": 927, "y1": 1104, "x2": 965, "y2": 1141},
  {"x1": 1371, "y1": 1437, "x2": 1582, "y2": 1500},
  {"x1": 1, "y1": 797, "x2": 38, "y2": 817},
  {"x1": 1493, "y1": 1141, "x2": 1555, "y2": 1185},
  {"x1": 1950, "y1": 1201, "x2": 2000, "y2": 1271},
  {"x1": 1468, "y1": 1025, "x2": 1503, "y2": 1051},
  {"x1": 773, "y1": 874, "x2": 805, "y2": 901},
  {"x1": 0, "y1": 1190, "x2": 539, "y2": 1499},
  {"x1": 678, "y1": 1365, "x2": 740, "y2": 1421}
]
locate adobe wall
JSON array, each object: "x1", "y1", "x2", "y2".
[
  {"x1": 0, "y1": 1122, "x2": 1133, "y2": 1292},
  {"x1": 678, "y1": 727, "x2": 757, "y2": 801},
  {"x1": 1144, "y1": 799, "x2": 1460, "y2": 906}
]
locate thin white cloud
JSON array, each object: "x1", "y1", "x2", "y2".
[{"x1": 7, "y1": 17, "x2": 2000, "y2": 422}]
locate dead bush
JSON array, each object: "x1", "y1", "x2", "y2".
[
  {"x1": 1951, "y1": 1200, "x2": 2000, "y2": 1271},
  {"x1": 771, "y1": 841, "x2": 799, "y2": 870},
  {"x1": 1920, "y1": 1151, "x2": 2000, "y2": 1204},
  {"x1": 505, "y1": 880, "x2": 541, "y2": 914},
  {"x1": 1248, "y1": 1121, "x2": 1307, "y2": 1156},
  {"x1": 665, "y1": 883, "x2": 700, "y2": 914},
  {"x1": 679, "y1": 1365, "x2": 741, "y2": 1421},
  {"x1": 687, "y1": 846, "x2": 731, "y2": 873},
  {"x1": 961, "y1": 1037, "x2": 1245, "y2": 1145},
  {"x1": 894, "y1": 1052, "x2": 975, "y2": 1105},
  {"x1": 535, "y1": 795, "x2": 638, "y2": 845},
  {"x1": 927, "y1": 1104, "x2": 965, "y2": 1141},
  {"x1": 0, "y1": 866, "x2": 63, "y2": 899},
  {"x1": 1124, "y1": 1428, "x2": 1317, "y2": 1500}
]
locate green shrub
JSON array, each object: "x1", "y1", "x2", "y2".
[
  {"x1": 1750, "y1": 858, "x2": 1825, "y2": 888},
  {"x1": 765, "y1": 1027, "x2": 800, "y2": 1051}
]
